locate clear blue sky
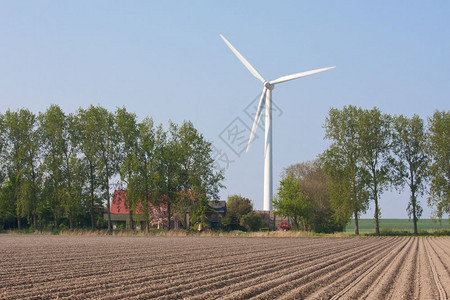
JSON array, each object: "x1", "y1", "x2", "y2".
[{"x1": 1, "y1": 1, "x2": 449, "y2": 218}]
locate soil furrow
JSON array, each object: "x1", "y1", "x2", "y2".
[
  {"x1": 3, "y1": 238, "x2": 337, "y2": 298},
  {"x1": 359, "y1": 237, "x2": 415, "y2": 299},
  {"x1": 386, "y1": 237, "x2": 419, "y2": 300},
  {"x1": 203, "y1": 238, "x2": 395, "y2": 300},
  {"x1": 328, "y1": 237, "x2": 410, "y2": 299},
  {"x1": 281, "y1": 237, "x2": 405, "y2": 299},
  {"x1": 1, "y1": 235, "x2": 449, "y2": 300},
  {"x1": 429, "y1": 237, "x2": 450, "y2": 276},
  {"x1": 416, "y1": 237, "x2": 440, "y2": 299},
  {"x1": 273, "y1": 237, "x2": 406, "y2": 300},
  {"x1": 182, "y1": 239, "x2": 388, "y2": 300},
  {"x1": 102, "y1": 238, "x2": 378, "y2": 299},
  {"x1": 423, "y1": 237, "x2": 449, "y2": 299},
  {"x1": 3, "y1": 238, "x2": 294, "y2": 292}
]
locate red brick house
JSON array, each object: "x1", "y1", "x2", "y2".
[{"x1": 107, "y1": 190, "x2": 226, "y2": 230}]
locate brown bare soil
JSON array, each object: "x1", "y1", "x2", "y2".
[{"x1": 0, "y1": 235, "x2": 449, "y2": 299}]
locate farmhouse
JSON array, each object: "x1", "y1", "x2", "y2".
[{"x1": 107, "y1": 190, "x2": 226, "y2": 230}]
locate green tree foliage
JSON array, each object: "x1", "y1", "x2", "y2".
[
  {"x1": 39, "y1": 105, "x2": 77, "y2": 229},
  {"x1": 3, "y1": 109, "x2": 40, "y2": 230},
  {"x1": 273, "y1": 177, "x2": 312, "y2": 231},
  {"x1": 0, "y1": 105, "x2": 225, "y2": 231},
  {"x1": 322, "y1": 106, "x2": 392, "y2": 235},
  {"x1": 157, "y1": 122, "x2": 182, "y2": 230},
  {"x1": 0, "y1": 114, "x2": 5, "y2": 184},
  {"x1": 321, "y1": 106, "x2": 369, "y2": 235},
  {"x1": 177, "y1": 121, "x2": 224, "y2": 200},
  {"x1": 147, "y1": 121, "x2": 225, "y2": 230},
  {"x1": 129, "y1": 117, "x2": 159, "y2": 232},
  {"x1": 175, "y1": 121, "x2": 224, "y2": 229},
  {"x1": 115, "y1": 107, "x2": 139, "y2": 230},
  {"x1": 63, "y1": 114, "x2": 85, "y2": 229},
  {"x1": 93, "y1": 107, "x2": 118, "y2": 232},
  {"x1": 392, "y1": 115, "x2": 430, "y2": 235},
  {"x1": 0, "y1": 181, "x2": 16, "y2": 229},
  {"x1": 322, "y1": 106, "x2": 449, "y2": 234},
  {"x1": 0, "y1": 116, "x2": 13, "y2": 229},
  {"x1": 282, "y1": 161, "x2": 347, "y2": 233},
  {"x1": 240, "y1": 211, "x2": 263, "y2": 232},
  {"x1": 427, "y1": 110, "x2": 450, "y2": 219},
  {"x1": 75, "y1": 106, "x2": 103, "y2": 229},
  {"x1": 358, "y1": 108, "x2": 392, "y2": 235},
  {"x1": 222, "y1": 195, "x2": 253, "y2": 231},
  {"x1": 188, "y1": 197, "x2": 211, "y2": 231}
]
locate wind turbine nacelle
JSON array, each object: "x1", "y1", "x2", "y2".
[{"x1": 264, "y1": 81, "x2": 275, "y2": 90}]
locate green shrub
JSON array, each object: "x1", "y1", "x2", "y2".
[
  {"x1": 115, "y1": 223, "x2": 125, "y2": 231},
  {"x1": 240, "y1": 212, "x2": 264, "y2": 232}
]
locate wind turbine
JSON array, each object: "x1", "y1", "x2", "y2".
[{"x1": 220, "y1": 34, "x2": 335, "y2": 211}]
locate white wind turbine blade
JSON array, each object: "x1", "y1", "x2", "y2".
[
  {"x1": 220, "y1": 34, "x2": 266, "y2": 83},
  {"x1": 270, "y1": 66, "x2": 335, "y2": 85},
  {"x1": 246, "y1": 87, "x2": 267, "y2": 152}
]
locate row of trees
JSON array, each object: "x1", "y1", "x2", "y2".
[
  {"x1": 0, "y1": 105, "x2": 224, "y2": 231},
  {"x1": 322, "y1": 107, "x2": 448, "y2": 235},
  {"x1": 274, "y1": 107, "x2": 448, "y2": 235}
]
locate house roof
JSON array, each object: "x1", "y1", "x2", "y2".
[
  {"x1": 209, "y1": 201, "x2": 226, "y2": 212},
  {"x1": 110, "y1": 190, "x2": 131, "y2": 214},
  {"x1": 110, "y1": 190, "x2": 163, "y2": 215}
]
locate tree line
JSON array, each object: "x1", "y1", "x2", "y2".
[
  {"x1": 0, "y1": 105, "x2": 224, "y2": 231},
  {"x1": 275, "y1": 107, "x2": 449, "y2": 235}
]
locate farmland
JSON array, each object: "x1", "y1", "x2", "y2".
[
  {"x1": 345, "y1": 218, "x2": 450, "y2": 233},
  {"x1": 1, "y1": 235, "x2": 449, "y2": 299}
]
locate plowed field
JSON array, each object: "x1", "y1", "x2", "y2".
[{"x1": 1, "y1": 235, "x2": 449, "y2": 299}]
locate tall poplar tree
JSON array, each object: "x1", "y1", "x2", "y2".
[
  {"x1": 39, "y1": 105, "x2": 81, "y2": 230},
  {"x1": 63, "y1": 113, "x2": 83, "y2": 230},
  {"x1": 128, "y1": 117, "x2": 159, "y2": 232},
  {"x1": 0, "y1": 115, "x2": 16, "y2": 228},
  {"x1": 322, "y1": 106, "x2": 369, "y2": 235},
  {"x1": 427, "y1": 110, "x2": 449, "y2": 219},
  {"x1": 358, "y1": 108, "x2": 392, "y2": 235},
  {"x1": 158, "y1": 122, "x2": 182, "y2": 230},
  {"x1": 115, "y1": 107, "x2": 139, "y2": 230},
  {"x1": 0, "y1": 113, "x2": 4, "y2": 183},
  {"x1": 3, "y1": 109, "x2": 40, "y2": 229},
  {"x1": 176, "y1": 121, "x2": 224, "y2": 228},
  {"x1": 39, "y1": 105, "x2": 66, "y2": 229},
  {"x1": 392, "y1": 114, "x2": 429, "y2": 235},
  {"x1": 76, "y1": 106, "x2": 102, "y2": 229},
  {"x1": 94, "y1": 107, "x2": 118, "y2": 232}
]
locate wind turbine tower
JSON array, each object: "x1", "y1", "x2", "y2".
[{"x1": 220, "y1": 34, "x2": 335, "y2": 211}]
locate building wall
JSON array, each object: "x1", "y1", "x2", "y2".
[{"x1": 256, "y1": 211, "x2": 289, "y2": 231}]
